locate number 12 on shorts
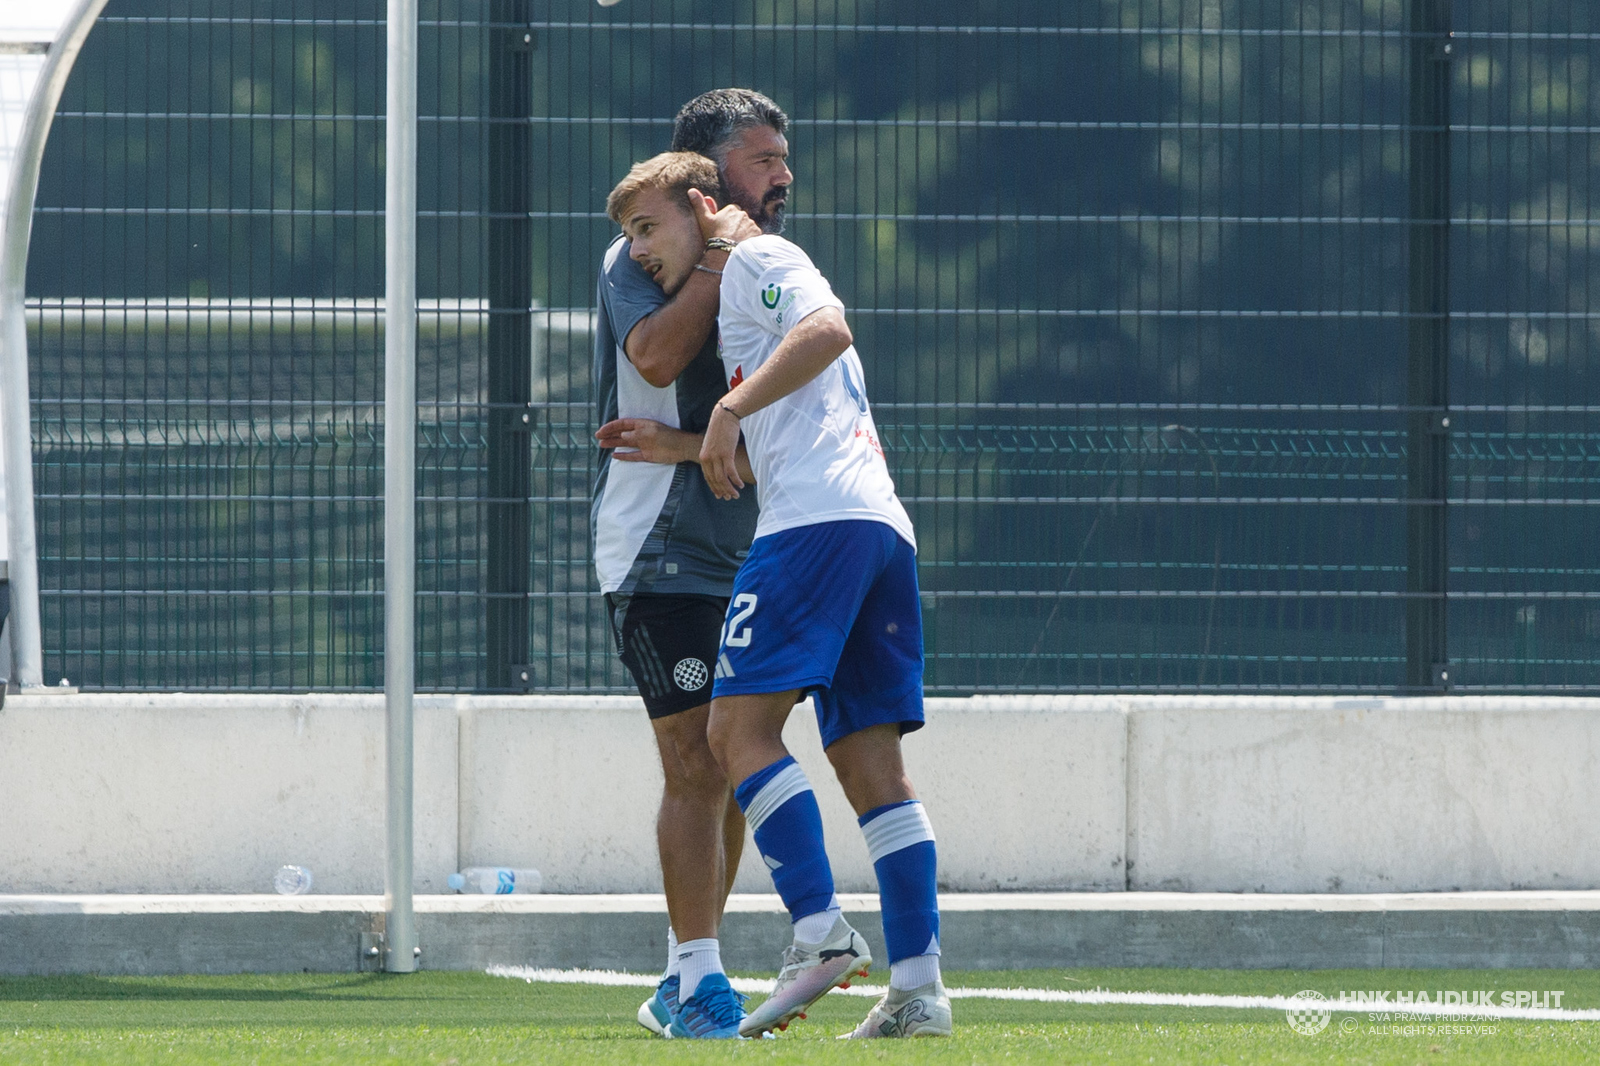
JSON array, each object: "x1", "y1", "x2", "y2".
[{"x1": 722, "y1": 594, "x2": 758, "y2": 648}]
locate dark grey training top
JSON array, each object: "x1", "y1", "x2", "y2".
[{"x1": 591, "y1": 235, "x2": 759, "y2": 597}]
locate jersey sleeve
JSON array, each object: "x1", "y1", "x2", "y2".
[
  {"x1": 599, "y1": 237, "x2": 666, "y2": 351},
  {"x1": 730, "y1": 238, "x2": 845, "y2": 339}
]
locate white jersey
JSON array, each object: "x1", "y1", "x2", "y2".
[{"x1": 718, "y1": 235, "x2": 914, "y2": 548}]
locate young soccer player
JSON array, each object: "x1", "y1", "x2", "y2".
[{"x1": 695, "y1": 198, "x2": 953, "y2": 1039}]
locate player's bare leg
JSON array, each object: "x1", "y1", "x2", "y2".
[
  {"x1": 639, "y1": 704, "x2": 745, "y2": 1037},
  {"x1": 654, "y1": 703, "x2": 743, "y2": 940},
  {"x1": 706, "y1": 689, "x2": 796, "y2": 785},
  {"x1": 823, "y1": 723, "x2": 914, "y2": 815},
  {"x1": 722, "y1": 787, "x2": 746, "y2": 897},
  {"x1": 709, "y1": 692, "x2": 874, "y2": 1036}
]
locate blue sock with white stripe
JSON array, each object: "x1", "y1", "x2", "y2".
[
  {"x1": 734, "y1": 755, "x2": 836, "y2": 923},
  {"x1": 860, "y1": 799, "x2": 941, "y2": 985}
]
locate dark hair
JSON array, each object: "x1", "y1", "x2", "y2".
[{"x1": 670, "y1": 88, "x2": 789, "y2": 161}]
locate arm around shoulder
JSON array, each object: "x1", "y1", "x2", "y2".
[{"x1": 621, "y1": 257, "x2": 726, "y2": 388}]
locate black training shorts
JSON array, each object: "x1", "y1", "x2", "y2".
[{"x1": 605, "y1": 592, "x2": 727, "y2": 718}]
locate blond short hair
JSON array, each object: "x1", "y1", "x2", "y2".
[{"x1": 606, "y1": 151, "x2": 722, "y2": 226}]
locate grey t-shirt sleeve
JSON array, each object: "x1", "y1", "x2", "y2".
[{"x1": 600, "y1": 237, "x2": 667, "y2": 355}]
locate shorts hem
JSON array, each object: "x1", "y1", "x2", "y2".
[
  {"x1": 642, "y1": 692, "x2": 715, "y2": 720},
  {"x1": 815, "y1": 675, "x2": 926, "y2": 749},
  {"x1": 712, "y1": 674, "x2": 832, "y2": 700},
  {"x1": 817, "y1": 714, "x2": 926, "y2": 751}
]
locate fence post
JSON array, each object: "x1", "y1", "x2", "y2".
[
  {"x1": 485, "y1": 0, "x2": 534, "y2": 692},
  {"x1": 1405, "y1": 0, "x2": 1452, "y2": 692}
]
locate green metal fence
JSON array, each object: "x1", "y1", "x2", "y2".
[{"x1": 22, "y1": 0, "x2": 1600, "y2": 693}]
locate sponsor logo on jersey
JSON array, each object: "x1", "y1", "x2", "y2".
[
  {"x1": 729, "y1": 365, "x2": 744, "y2": 388},
  {"x1": 856, "y1": 426, "x2": 885, "y2": 458},
  {"x1": 771, "y1": 288, "x2": 800, "y2": 325},
  {"x1": 761, "y1": 284, "x2": 782, "y2": 308}
]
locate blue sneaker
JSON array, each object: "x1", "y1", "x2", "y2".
[
  {"x1": 636, "y1": 973, "x2": 680, "y2": 1037},
  {"x1": 667, "y1": 973, "x2": 748, "y2": 1039}
]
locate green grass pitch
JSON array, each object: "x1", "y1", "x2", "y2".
[{"x1": 3, "y1": 968, "x2": 1599, "y2": 1064}]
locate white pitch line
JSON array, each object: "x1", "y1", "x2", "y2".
[
  {"x1": 486, "y1": 965, "x2": 848, "y2": 997},
  {"x1": 486, "y1": 966, "x2": 1600, "y2": 1023}
]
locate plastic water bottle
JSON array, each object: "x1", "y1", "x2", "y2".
[
  {"x1": 273, "y1": 865, "x2": 313, "y2": 895},
  {"x1": 447, "y1": 867, "x2": 541, "y2": 894}
]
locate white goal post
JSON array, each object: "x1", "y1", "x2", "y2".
[
  {"x1": 0, "y1": 0, "x2": 110, "y2": 693},
  {"x1": 0, "y1": 0, "x2": 425, "y2": 973}
]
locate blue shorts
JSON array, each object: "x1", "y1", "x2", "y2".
[{"x1": 712, "y1": 519, "x2": 924, "y2": 748}]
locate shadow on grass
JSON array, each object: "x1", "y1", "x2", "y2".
[{"x1": 0, "y1": 973, "x2": 464, "y2": 1003}]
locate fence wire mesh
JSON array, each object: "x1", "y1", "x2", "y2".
[{"x1": 21, "y1": 0, "x2": 1600, "y2": 693}]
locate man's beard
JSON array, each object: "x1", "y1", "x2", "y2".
[
  {"x1": 751, "y1": 188, "x2": 788, "y2": 234},
  {"x1": 758, "y1": 194, "x2": 787, "y2": 233}
]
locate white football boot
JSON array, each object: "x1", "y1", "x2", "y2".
[
  {"x1": 737, "y1": 913, "x2": 872, "y2": 1037},
  {"x1": 840, "y1": 980, "x2": 953, "y2": 1038}
]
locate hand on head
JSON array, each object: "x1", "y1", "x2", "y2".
[{"x1": 689, "y1": 188, "x2": 762, "y2": 243}]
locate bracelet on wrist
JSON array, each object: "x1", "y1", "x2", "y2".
[
  {"x1": 693, "y1": 263, "x2": 723, "y2": 276},
  {"x1": 704, "y1": 236, "x2": 737, "y2": 253},
  {"x1": 717, "y1": 400, "x2": 743, "y2": 420}
]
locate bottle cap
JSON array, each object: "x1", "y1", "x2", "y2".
[{"x1": 447, "y1": 872, "x2": 465, "y2": 891}]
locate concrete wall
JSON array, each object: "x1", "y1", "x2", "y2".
[
  {"x1": 0, "y1": 694, "x2": 458, "y2": 893},
  {"x1": 1, "y1": 692, "x2": 1595, "y2": 894},
  {"x1": 458, "y1": 695, "x2": 1125, "y2": 895},
  {"x1": 1126, "y1": 697, "x2": 1600, "y2": 893}
]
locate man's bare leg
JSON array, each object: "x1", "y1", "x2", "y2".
[
  {"x1": 707, "y1": 690, "x2": 799, "y2": 786},
  {"x1": 722, "y1": 790, "x2": 746, "y2": 900},
  {"x1": 822, "y1": 722, "x2": 914, "y2": 815},
  {"x1": 652, "y1": 703, "x2": 741, "y2": 942},
  {"x1": 640, "y1": 702, "x2": 750, "y2": 1037}
]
